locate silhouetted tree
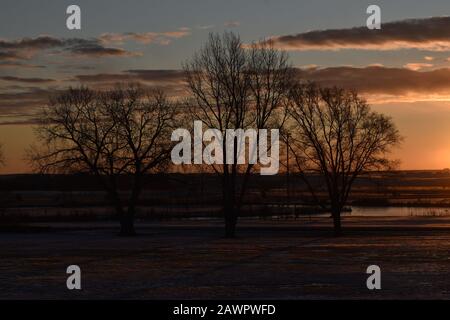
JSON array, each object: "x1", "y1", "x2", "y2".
[
  {"x1": 183, "y1": 32, "x2": 293, "y2": 237},
  {"x1": 29, "y1": 85, "x2": 176, "y2": 235},
  {"x1": 287, "y1": 82, "x2": 401, "y2": 235}
]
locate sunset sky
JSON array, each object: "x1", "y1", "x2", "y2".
[{"x1": 1, "y1": 0, "x2": 450, "y2": 173}]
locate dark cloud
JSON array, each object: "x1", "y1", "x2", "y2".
[
  {"x1": 0, "y1": 87, "x2": 58, "y2": 117},
  {"x1": 74, "y1": 69, "x2": 184, "y2": 83},
  {"x1": 73, "y1": 69, "x2": 186, "y2": 95},
  {"x1": 3, "y1": 66, "x2": 450, "y2": 124},
  {"x1": 0, "y1": 51, "x2": 22, "y2": 61},
  {"x1": 0, "y1": 76, "x2": 55, "y2": 83},
  {"x1": 0, "y1": 36, "x2": 104, "y2": 52},
  {"x1": 54, "y1": 64, "x2": 96, "y2": 72},
  {"x1": 266, "y1": 16, "x2": 450, "y2": 51},
  {"x1": 0, "y1": 70, "x2": 186, "y2": 124},
  {"x1": 68, "y1": 44, "x2": 140, "y2": 57},
  {"x1": 0, "y1": 36, "x2": 139, "y2": 60},
  {"x1": 296, "y1": 66, "x2": 450, "y2": 101},
  {"x1": 0, "y1": 61, "x2": 46, "y2": 69},
  {"x1": 0, "y1": 36, "x2": 66, "y2": 50},
  {"x1": 73, "y1": 73, "x2": 129, "y2": 83},
  {"x1": 0, "y1": 118, "x2": 41, "y2": 126},
  {"x1": 126, "y1": 69, "x2": 185, "y2": 82}
]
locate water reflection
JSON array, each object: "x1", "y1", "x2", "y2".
[{"x1": 347, "y1": 206, "x2": 450, "y2": 217}]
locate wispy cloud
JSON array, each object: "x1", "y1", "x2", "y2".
[
  {"x1": 224, "y1": 21, "x2": 240, "y2": 28},
  {"x1": 0, "y1": 35, "x2": 141, "y2": 61},
  {"x1": 74, "y1": 69, "x2": 184, "y2": 83},
  {"x1": 404, "y1": 63, "x2": 433, "y2": 71},
  {"x1": 99, "y1": 28, "x2": 190, "y2": 45},
  {"x1": 0, "y1": 87, "x2": 60, "y2": 119},
  {"x1": 0, "y1": 76, "x2": 55, "y2": 83},
  {"x1": 197, "y1": 25, "x2": 215, "y2": 30},
  {"x1": 0, "y1": 61, "x2": 45, "y2": 69},
  {"x1": 263, "y1": 16, "x2": 450, "y2": 51},
  {"x1": 68, "y1": 45, "x2": 141, "y2": 57},
  {"x1": 73, "y1": 69, "x2": 186, "y2": 94}
]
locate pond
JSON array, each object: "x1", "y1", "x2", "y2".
[
  {"x1": 251, "y1": 205, "x2": 450, "y2": 220},
  {"x1": 345, "y1": 206, "x2": 450, "y2": 217}
]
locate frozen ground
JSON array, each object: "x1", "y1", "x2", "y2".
[{"x1": 1, "y1": 216, "x2": 450, "y2": 299}]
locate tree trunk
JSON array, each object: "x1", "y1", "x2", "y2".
[
  {"x1": 331, "y1": 206, "x2": 342, "y2": 236},
  {"x1": 120, "y1": 211, "x2": 136, "y2": 236},
  {"x1": 110, "y1": 192, "x2": 136, "y2": 236},
  {"x1": 224, "y1": 207, "x2": 237, "y2": 238},
  {"x1": 114, "y1": 199, "x2": 136, "y2": 236},
  {"x1": 120, "y1": 175, "x2": 141, "y2": 236},
  {"x1": 223, "y1": 194, "x2": 237, "y2": 238},
  {"x1": 222, "y1": 170, "x2": 237, "y2": 238}
]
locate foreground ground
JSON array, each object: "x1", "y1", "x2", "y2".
[{"x1": 1, "y1": 216, "x2": 450, "y2": 299}]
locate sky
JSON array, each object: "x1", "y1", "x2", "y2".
[{"x1": 1, "y1": 0, "x2": 450, "y2": 173}]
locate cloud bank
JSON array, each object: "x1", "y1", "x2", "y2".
[
  {"x1": 264, "y1": 16, "x2": 450, "y2": 51},
  {"x1": 296, "y1": 66, "x2": 450, "y2": 102}
]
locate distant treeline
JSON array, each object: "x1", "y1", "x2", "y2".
[{"x1": 0, "y1": 170, "x2": 449, "y2": 192}]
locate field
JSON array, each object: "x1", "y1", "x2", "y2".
[
  {"x1": 1, "y1": 216, "x2": 450, "y2": 299},
  {"x1": 1, "y1": 171, "x2": 450, "y2": 299}
]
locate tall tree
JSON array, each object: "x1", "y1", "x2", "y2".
[
  {"x1": 287, "y1": 82, "x2": 401, "y2": 235},
  {"x1": 183, "y1": 32, "x2": 293, "y2": 237},
  {"x1": 29, "y1": 85, "x2": 176, "y2": 235}
]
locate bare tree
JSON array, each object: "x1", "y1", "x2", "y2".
[
  {"x1": 239, "y1": 40, "x2": 293, "y2": 206},
  {"x1": 287, "y1": 82, "x2": 401, "y2": 235},
  {"x1": 183, "y1": 32, "x2": 293, "y2": 237},
  {"x1": 29, "y1": 85, "x2": 176, "y2": 235}
]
